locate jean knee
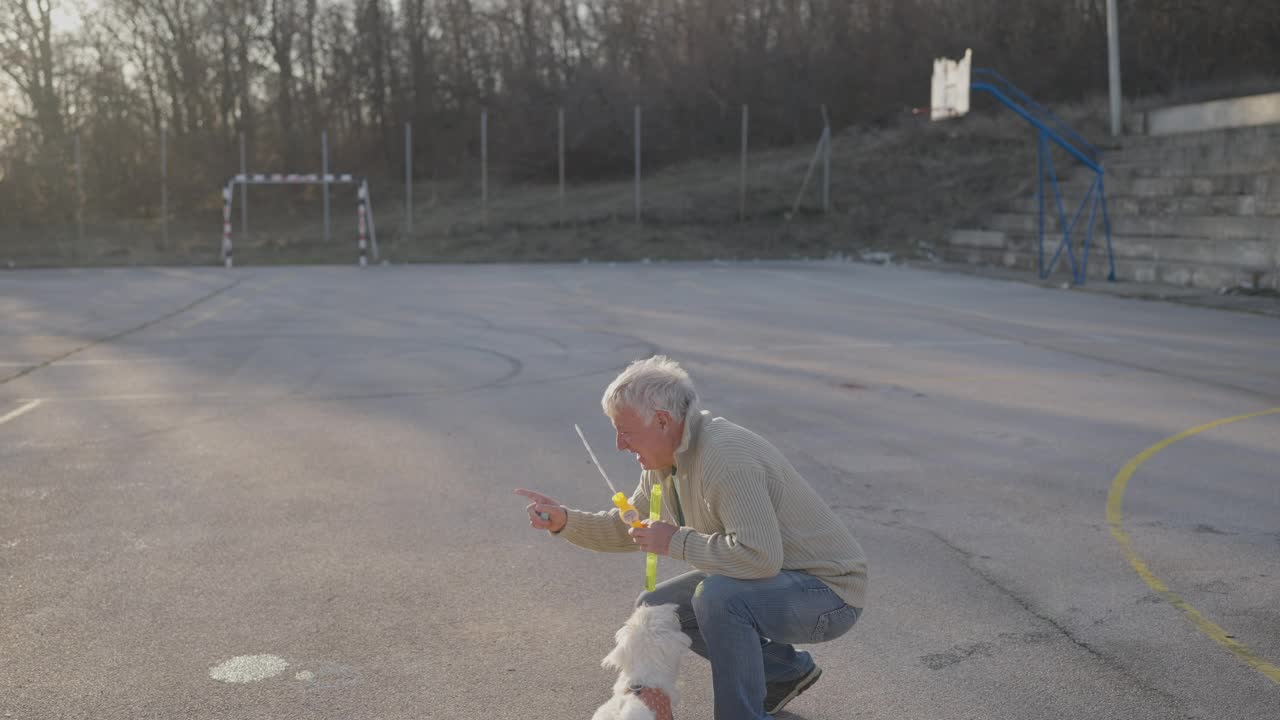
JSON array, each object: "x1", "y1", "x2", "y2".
[{"x1": 689, "y1": 574, "x2": 744, "y2": 621}]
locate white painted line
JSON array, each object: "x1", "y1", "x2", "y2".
[
  {"x1": 0, "y1": 358, "x2": 179, "y2": 367},
  {"x1": 0, "y1": 399, "x2": 42, "y2": 425},
  {"x1": 749, "y1": 339, "x2": 1023, "y2": 352},
  {"x1": 17, "y1": 392, "x2": 235, "y2": 403}
]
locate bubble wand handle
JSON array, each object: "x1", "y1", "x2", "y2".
[
  {"x1": 646, "y1": 485, "x2": 662, "y2": 591},
  {"x1": 612, "y1": 492, "x2": 644, "y2": 528}
]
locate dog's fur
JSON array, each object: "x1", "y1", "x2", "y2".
[{"x1": 591, "y1": 604, "x2": 691, "y2": 720}]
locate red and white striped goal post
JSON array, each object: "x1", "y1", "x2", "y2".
[{"x1": 220, "y1": 173, "x2": 377, "y2": 268}]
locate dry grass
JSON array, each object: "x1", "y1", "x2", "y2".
[{"x1": 1, "y1": 104, "x2": 1098, "y2": 268}]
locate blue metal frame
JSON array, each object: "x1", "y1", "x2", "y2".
[{"x1": 971, "y1": 70, "x2": 1115, "y2": 284}]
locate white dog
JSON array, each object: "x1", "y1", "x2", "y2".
[{"x1": 591, "y1": 603, "x2": 692, "y2": 720}]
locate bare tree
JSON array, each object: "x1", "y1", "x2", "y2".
[
  {"x1": 0, "y1": 0, "x2": 66, "y2": 146},
  {"x1": 5, "y1": 0, "x2": 1280, "y2": 229},
  {"x1": 271, "y1": 0, "x2": 300, "y2": 167}
]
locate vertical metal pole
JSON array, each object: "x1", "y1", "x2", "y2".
[
  {"x1": 161, "y1": 125, "x2": 168, "y2": 248},
  {"x1": 357, "y1": 182, "x2": 368, "y2": 267},
  {"x1": 1037, "y1": 134, "x2": 1047, "y2": 277},
  {"x1": 363, "y1": 178, "x2": 380, "y2": 262},
  {"x1": 222, "y1": 185, "x2": 233, "y2": 268},
  {"x1": 821, "y1": 104, "x2": 831, "y2": 215},
  {"x1": 74, "y1": 132, "x2": 83, "y2": 246},
  {"x1": 322, "y1": 130, "x2": 331, "y2": 243},
  {"x1": 1106, "y1": 0, "x2": 1123, "y2": 136},
  {"x1": 740, "y1": 104, "x2": 748, "y2": 223},
  {"x1": 405, "y1": 122, "x2": 413, "y2": 235},
  {"x1": 634, "y1": 105, "x2": 642, "y2": 225},
  {"x1": 481, "y1": 108, "x2": 488, "y2": 227},
  {"x1": 558, "y1": 106, "x2": 565, "y2": 227},
  {"x1": 239, "y1": 132, "x2": 248, "y2": 240}
]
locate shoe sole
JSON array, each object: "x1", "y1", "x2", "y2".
[{"x1": 765, "y1": 666, "x2": 822, "y2": 715}]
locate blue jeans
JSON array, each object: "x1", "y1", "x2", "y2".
[{"x1": 637, "y1": 569, "x2": 861, "y2": 720}]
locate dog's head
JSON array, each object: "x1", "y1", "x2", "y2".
[{"x1": 601, "y1": 603, "x2": 691, "y2": 683}]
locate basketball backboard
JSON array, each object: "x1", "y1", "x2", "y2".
[{"x1": 930, "y1": 48, "x2": 972, "y2": 120}]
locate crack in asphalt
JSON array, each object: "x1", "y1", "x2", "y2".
[{"x1": 0, "y1": 279, "x2": 244, "y2": 387}]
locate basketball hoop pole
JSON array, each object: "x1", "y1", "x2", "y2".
[
  {"x1": 926, "y1": 50, "x2": 1115, "y2": 285},
  {"x1": 1106, "y1": 0, "x2": 1123, "y2": 136}
]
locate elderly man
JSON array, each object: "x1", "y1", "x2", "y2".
[{"x1": 516, "y1": 355, "x2": 867, "y2": 720}]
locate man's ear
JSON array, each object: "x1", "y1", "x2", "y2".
[{"x1": 654, "y1": 410, "x2": 673, "y2": 430}]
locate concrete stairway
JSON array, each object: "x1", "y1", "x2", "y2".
[{"x1": 945, "y1": 122, "x2": 1280, "y2": 289}]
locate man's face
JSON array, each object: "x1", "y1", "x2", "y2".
[{"x1": 611, "y1": 405, "x2": 676, "y2": 471}]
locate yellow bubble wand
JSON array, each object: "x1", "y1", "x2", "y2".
[
  {"x1": 574, "y1": 424, "x2": 661, "y2": 590},
  {"x1": 646, "y1": 485, "x2": 662, "y2": 591},
  {"x1": 575, "y1": 424, "x2": 642, "y2": 527}
]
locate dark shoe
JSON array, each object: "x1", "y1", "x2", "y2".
[{"x1": 764, "y1": 665, "x2": 822, "y2": 715}]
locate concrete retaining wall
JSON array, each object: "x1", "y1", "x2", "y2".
[{"x1": 1146, "y1": 92, "x2": 1280, "y2": 135}]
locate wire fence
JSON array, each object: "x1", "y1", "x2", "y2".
[{"x1": 0, "y1": 104, "x2": 837, "y2": 267}]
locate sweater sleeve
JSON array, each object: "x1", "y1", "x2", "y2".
[
  {"x1": 556, "y1": 475, "x2": 650, "y2": 553},
  {"x1": 668, "y1": 457, "x2": 783, "y2": 577}
]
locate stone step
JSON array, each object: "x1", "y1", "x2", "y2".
[
  {"x1": 1113, "y1": 123, "x2": 1280, "y2": 150},
  {"x1": 1054, "y1": 172, "x2": 1280, "y2": 198},
  {"x1": 984, "y1": 211, "x2": 1280, "y2": 242},
  {"x1": 1124, "y1": 174, "x2": 1280, "y2": 198},
  {"x1": 1009, "y1": 194, "x2": 1280, "y2": 217},
  {"x1": 948, "y1": 229, "x2": 1007, "y2": 249},
  {"x1": 1109, "y1": 136, "x2": 1280, "y2": 163},
  {"x1": 940, "y1": 242, "x2": 1114, "y2": 280},
  {"x1": 952, "y1": 230, "x2": 1268, "y2": 269},
  {"x1": 1101, "y1": 157, "x2": 1280, "y2": 179},
  {"x1": 941, "y1": 239, "x2": 1273, "y2": 289},
  {"x1": 952, "y1": 123, "x2": 1280, "y2": 289}
]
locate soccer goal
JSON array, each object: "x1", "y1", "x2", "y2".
[{"x1": 219, "y1": 173, "x2": 379, "y2": 268}]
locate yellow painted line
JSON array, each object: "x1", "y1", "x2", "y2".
[
  {"x1": 0, "y1": 399, "x2": 42, "y2": 425},
  {"x1": 1107, "y1": 407, "x2": 1280, "y2": 684}
]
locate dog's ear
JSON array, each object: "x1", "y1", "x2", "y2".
[{"x1": 601, "y1": 622, "x2": 632, "y2": 670}]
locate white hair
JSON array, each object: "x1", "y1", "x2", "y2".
[{"x1": 601, "y1": 355, "x2": 698, "y2": 424}]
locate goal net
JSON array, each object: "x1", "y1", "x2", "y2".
[{"x1": 219, "y1": 173, "x2": 379, "y2": 267}]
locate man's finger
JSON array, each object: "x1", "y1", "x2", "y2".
[{"x1": 514, "y1": 488, "x2": 548, "y2": 501}]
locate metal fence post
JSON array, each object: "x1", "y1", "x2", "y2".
[
  {"x1": 239, "y1": 132, "x2": 249, "y2": 240},
  {"x1": 405, "y1": 122, "x2": 413, "y2": 235},
  {"x1": 161, "y1": 125, "x2": 168, "y2": 248},
  {"x1": 740, "y1": 104, "x2": 749, "y2": 223},
  {"x1": 558, "y1": 106, "x2": 566, "y2": 227},
  {"x1": 74, "y1": 132, "x2": 83, "y2": 247},
  {"x1": 322, "y1": 130, "x2": 331, "y2": 243},
  {"x1": 481, "y1": 108, "x2": 488, "y2": 227},
  {"x1": 821, "y1": 104, "x2": 831, "y2": 215},
  {"x1": 634, "y1": 105, "x2": 642, "y2": 225}
]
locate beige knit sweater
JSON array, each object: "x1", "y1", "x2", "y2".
[{"x1": 558, "y1": 404, "x2": 868, "y2": 608}]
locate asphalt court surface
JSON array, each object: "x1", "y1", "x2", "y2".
[{"x1": 2, "y1": 261, "x2": 1277, "y2": 719}]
